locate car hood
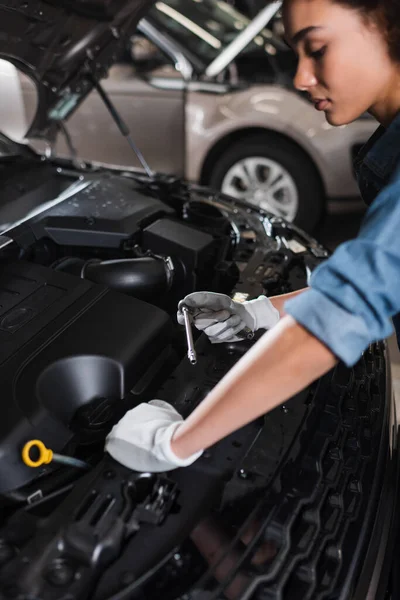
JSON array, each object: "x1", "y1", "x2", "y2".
[{"x1": 0, "y1": 0, "x2": 155, "y2": 139}]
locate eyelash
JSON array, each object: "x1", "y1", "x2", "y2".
[{"x1": 310, "y1": 46, "x2": 326, "y2": 60}]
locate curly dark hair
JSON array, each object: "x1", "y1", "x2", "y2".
[{"x1": 333, "y1": 0, "x2": 400, "y2": 61}]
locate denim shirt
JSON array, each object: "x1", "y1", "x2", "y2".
[{"x1": 285, "y1": 111, "x2": 400, "y2": 366}]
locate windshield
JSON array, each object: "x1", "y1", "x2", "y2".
[{"x1": 148, "y1": 0, "x2": 286, "y2": 66}]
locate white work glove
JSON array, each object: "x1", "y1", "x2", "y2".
[
  {"x1": 177, "y1": 292, "x2": 280, "y2": 344},
  {"x1": 105, "y1": 400, "x2": 203, "y2": 472}
]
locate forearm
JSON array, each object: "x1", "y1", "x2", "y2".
[
  {"x1": 171, "y1": 315, "x2": 337, "y2": 459},
  {"x1": 269, "y1": 288, "x2": 308, "y2": 317}
]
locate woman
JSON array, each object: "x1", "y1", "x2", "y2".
[{"x1": 106, "y1": 0, "x2": 400, "y2": 472}]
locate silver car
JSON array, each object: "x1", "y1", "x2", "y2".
[{"x1": 20, "y1": 0, "x2": 376, "y2": 231}]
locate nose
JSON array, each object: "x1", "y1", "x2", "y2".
[{"x1": 293, "y1": 58, "x2": 318, "y2": 91}]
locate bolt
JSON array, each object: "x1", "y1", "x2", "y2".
[
  {"x1": 104, "y1": 469, "x2": 115, "y2": 480},
  {"x1": 349, "y1": 478, "x2": 361, "y2": 493},
  {"x1": 238, "y1": 469, "x2": 248, "y2": 479},
  {"x1": 329, "y1": 447, "x2": 341, "y2": 460},
  {"x1": 173, "y1": 552, "x2": 184, "y2": 567},
  {"x1": 46, "y1": 559, "x2": 75, "y2": 587},
  {"x1": 329, "y1": 493, "x2": 341, "y2": 508}
]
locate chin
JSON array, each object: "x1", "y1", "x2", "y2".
[{"x1": 325, "y1": 108, "x2": 363, "y2": 127}]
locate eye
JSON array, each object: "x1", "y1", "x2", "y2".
[{"x1": 310, "y1": 46, "x2": 326, "y2": 60}]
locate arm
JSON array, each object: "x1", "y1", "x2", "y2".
[
  {"x1": 171, "y1": 315, "x2": 336, "y2": 459},
  {"x1": 107, "y1": 164, "x2": 400, "y2": 472},
  {"x1": 269, "y1": 288, "x2": 308, "y2": 317},
  {"x1": 173, "y1": 162, "x2": 400, "y2": 459}
]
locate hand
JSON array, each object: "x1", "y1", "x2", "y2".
[
  {"x1": 177, "y1": 292, "x2": 280, "y2": 343},
  {"x1": 105, "y1": 400, "x2": 203, "y2": 472}
]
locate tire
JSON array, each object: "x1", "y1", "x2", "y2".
[{"x1": 208, "y1": 134, "x2": 325, "y2": 233}]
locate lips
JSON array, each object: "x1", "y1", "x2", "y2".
[{"x1": 313, "y1": 99, "x2": 331, "y2": 111}]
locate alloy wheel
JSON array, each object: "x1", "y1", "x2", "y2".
[{"x1": 221, "y1": 156, "x2": 299, "y2": 221}]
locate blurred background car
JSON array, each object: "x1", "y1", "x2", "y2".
[
  {"x1": 0, "y1": 59, "x2": 28, "y2": 144},
  {"x1": 17, "y1": 0, "x2": 376, "y2": 232}
]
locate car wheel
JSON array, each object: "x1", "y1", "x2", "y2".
[{"x1": 208, "y1": 135, "x2": 325, "y2": 232}]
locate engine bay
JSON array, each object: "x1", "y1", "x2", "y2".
[{"x1": 0, "y1": 162, "x2": 390, "y2": 600}]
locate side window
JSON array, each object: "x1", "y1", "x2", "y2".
[{"x1": 124, "y1": 34, "x2": 181, "y2": 80}]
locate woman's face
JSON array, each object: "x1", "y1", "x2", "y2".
[{"x1": 283, "y1": 0, "x2": 398, "y2": 126}]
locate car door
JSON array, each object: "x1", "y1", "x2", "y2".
[{"x1": 54, "y1": 36, "x2": 186, "y2": 176}]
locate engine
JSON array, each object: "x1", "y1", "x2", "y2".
[
  {"x1": 0, "y1": 167, "x2": 390, "y2": 600},
  {"x1": 0, "y1": 170, "x2": 326, "y2": 493}
]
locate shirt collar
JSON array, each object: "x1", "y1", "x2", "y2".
[{"x1": 362, "y1": 111, "x2": 400, "y2": 179}]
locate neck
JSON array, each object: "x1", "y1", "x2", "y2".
[{"x1": 368, "y1": 69, "x2": 400, "y2": 127}]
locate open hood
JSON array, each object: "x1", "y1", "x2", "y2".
[{"x1": 0, "y1": 0, "x2": 155, "y2": 139}]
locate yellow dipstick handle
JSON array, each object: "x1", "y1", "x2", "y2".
[{"x1": 22, "y1": 440, "x2": 53, "y2": 468}]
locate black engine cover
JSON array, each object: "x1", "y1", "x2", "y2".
[
  {"x1": 28, "y1": 175, "x2": 174, "y2": 249},
  {"x1": 0, "y1": 261, "x2": 172, "y2": 494}
]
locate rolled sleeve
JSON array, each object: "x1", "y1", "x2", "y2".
[
  {"x1": 285, "y1": 288, "x2": 388, "y2": 366},
  {"x1": 284, "y1": 164, "x2": 400, "y2": 366}
]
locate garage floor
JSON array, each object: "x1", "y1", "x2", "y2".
[{"x1": 317, "y1": 199, "x2": 400, "y2": 418}]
